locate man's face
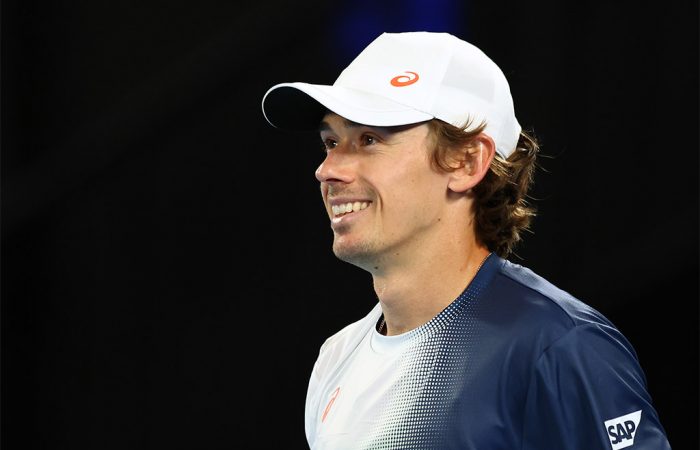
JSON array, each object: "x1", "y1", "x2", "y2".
[{"x1": 316, "y1": 112, "x2": 452, "y2": 273}]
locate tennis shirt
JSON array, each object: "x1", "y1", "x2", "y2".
[{"x1": 305, "y1": 254, "x2": 671, "y2": 449}]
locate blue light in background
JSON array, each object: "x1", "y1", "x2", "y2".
[{"x1": 328, "y1": 0, "x2": 466, "y2": 68}]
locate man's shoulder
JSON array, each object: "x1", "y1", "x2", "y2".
[
  {"x1": 317, "y1": 303, "x2": 382, "y2": 362},
  {"x1": 490, "y1": 258, "x2": 615, "y2": 331},
  {"x1": 479, "y1": 258, "x2": 642, "y2": 381}
]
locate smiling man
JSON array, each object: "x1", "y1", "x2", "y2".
[{"x1": 261, "y1": 31, "x2": 671, "y2": 450}]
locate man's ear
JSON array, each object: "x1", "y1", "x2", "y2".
[{"x1": 447, "y1": 133, "x2": 496, "y2": 193}]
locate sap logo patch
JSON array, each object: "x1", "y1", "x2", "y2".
[{"x1": 604, "y1": 410, "x2": 642, "y2": 449}]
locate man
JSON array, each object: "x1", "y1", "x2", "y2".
[{"x1": 261, "y1": 31, "x2": 671, "y2": 449}]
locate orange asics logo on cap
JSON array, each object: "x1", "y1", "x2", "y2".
[
  {"x1": 390, "y1": 71, "x2": 419, "y2": 87},
  {"x1": 321, "y1": 387, "x2": 341, "y2": 423}
]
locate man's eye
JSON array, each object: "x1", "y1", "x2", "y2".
[
  {"x1": 321, "y1": 138, "x2": 337, "y2": 150},
  {"x1": 361, "y1": 134, "x2": 377, "y2": 145}
]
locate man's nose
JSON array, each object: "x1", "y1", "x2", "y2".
[{"x1": 315, "y1": 146, "x2": 355, "y2": 184}]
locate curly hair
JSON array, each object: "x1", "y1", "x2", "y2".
[{"x1": 426, "y1": 119, "x2": 540, "y2": 258}]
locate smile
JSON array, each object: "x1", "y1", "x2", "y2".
[{"x1": 331, "y1": 201, "x2": 370, "y2": 218}]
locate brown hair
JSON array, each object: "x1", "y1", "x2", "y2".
[{"x1": 426, "y1": 119, "x2": 540, "y2": 258}]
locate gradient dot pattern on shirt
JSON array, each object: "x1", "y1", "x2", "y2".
[{"x1": 358, "y1": 273, "x2": 488, "y2": 449}]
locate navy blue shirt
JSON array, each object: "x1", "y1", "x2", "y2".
[
  {"x1": 305, "y1": 254, "x2": 672, "y2": 449},
  {"x1": 453, "y1": 254, "x2": 672, "y2": 449}
]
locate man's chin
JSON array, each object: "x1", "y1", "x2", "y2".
[{"x1": 332, "y1": 242, "x2": 373, "y2": 268}]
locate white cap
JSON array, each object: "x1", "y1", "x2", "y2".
[{"x1": 262, "y1": 31, "x2": 521, "y2": 158}]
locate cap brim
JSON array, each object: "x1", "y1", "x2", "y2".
[{"x1": 261, "y1": 82, "x2": 433, "y2": 131}]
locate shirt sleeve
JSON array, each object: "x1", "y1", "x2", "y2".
[
  {"x1": 522, "y1": 323, "x2": 672, "y2": 449},
  {"x1": 305, "y1": 339, "x2": 330, "y2": 446}
]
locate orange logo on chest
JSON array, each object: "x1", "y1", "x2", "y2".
[{"x1": 321, "y1": 387, "x2": 341, "y2": 422}]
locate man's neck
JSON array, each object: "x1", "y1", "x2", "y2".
[{"x1": 371, "y1": 242, "x2": 491, "y2": 336}]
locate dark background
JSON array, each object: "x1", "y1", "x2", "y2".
[{"x1": 3, "y1": 1, "x2": 698, "y2": 449}]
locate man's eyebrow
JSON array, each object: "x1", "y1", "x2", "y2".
[
  {"x1": 318, "y1": 117, "x2": 364, "y2": 133},
  {"x1": 319, "y1": 116, "x2": 425, "y2": 134}
]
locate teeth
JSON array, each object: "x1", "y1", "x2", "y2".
[{"x1": 332, "y1": 201, "x2": 369, "y2": 217}]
